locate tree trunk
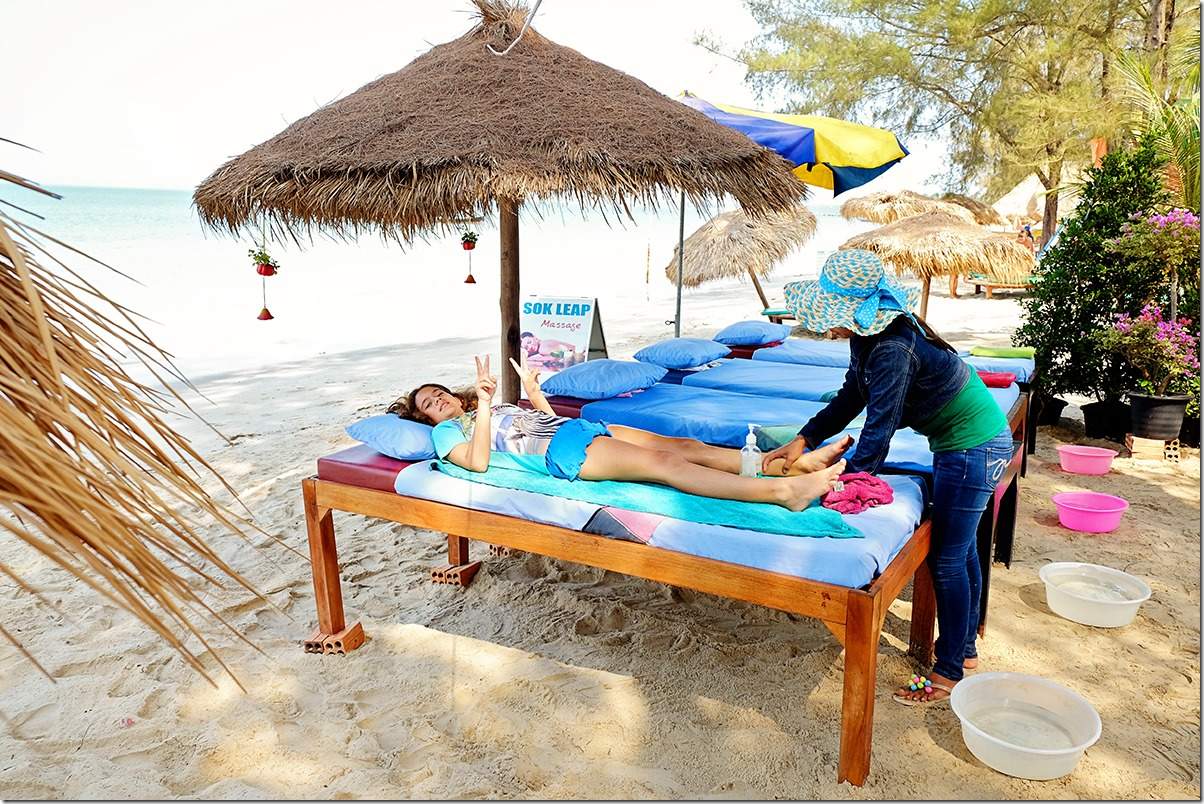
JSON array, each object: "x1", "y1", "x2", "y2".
[
  {"x1": 1039, "y1": 158, "x2": 1063, "y2": 248},
  {"x1": 499, "y1": 197, "x2": 521, "y2": 405}
]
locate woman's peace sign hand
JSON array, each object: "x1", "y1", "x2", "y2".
[
  {"x1": 508, "y1": 352, "x2": 540, "y2": 389},
  {"x1": 474, "y1": 355, "x2": 497, "y2": 403}
]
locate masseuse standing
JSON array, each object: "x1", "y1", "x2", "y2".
[{"x1": 763, "y1": 250, "x2": 1014, "y2": 706}]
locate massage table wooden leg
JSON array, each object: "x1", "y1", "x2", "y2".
[
  {"x1": 431, "y1": 534, "x2": 482, "y2": 587},
  {"x1": 838, "y1": 589, "x2": 882, "y2": 786},
  {"x1": 302, "y1": 478, "x2": 364, "y2": 655},
  {"x1": 907, "y1": 561, "x2": 936, "y2": 667}
]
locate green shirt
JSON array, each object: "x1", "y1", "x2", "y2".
[{"x1": 914, "y1": 372, "x2": 1008, "y2": 452}]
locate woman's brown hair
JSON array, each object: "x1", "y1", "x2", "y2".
[
  {"x1": 387, "y1": 383, "x2": 477, "y2": 425},
  {"x1": 909, "y1": 314, "x2": 957, "y2": 353}
]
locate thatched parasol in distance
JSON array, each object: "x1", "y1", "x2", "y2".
[
  {"x1": 194, "y1": 0, "x2": 804, "y2": 403},
  {"x1": 840, "y1": 190, "x2": 977, "y2": 225},
  {"x1": 839, "y1": 211, "x2": 1035, "y2": 318},
  {"x1": 939, "y1": 193, "x2": 1007, "y2": 227},
  {"x1": 664, "y1": 204, "x2": 816, "y2": 310}
]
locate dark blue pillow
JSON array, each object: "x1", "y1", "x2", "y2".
[
  {"x1": 346, "y1": 415, "x2": 436, "y2": 461},
  {"x1": 633, "y1": 338, "x2": 731, "y2": 369},
  {"x1": 714, "y1": 320, "x2": 792, "y2": 346},
  {"x1": 540, "y1": 359, "x2": 667, "y2": 400}
]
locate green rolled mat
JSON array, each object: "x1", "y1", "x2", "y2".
[{"x1": 970, "y1": 345, "x2": 1035, "y2": 359}]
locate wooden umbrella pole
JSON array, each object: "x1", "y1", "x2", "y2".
[
  {"x1": 919, "y1": 276, "x2": 931, "y2": 319},
  {"x1": 748, "y1": 267, "x2": 770, "y2": 309},
  {"x1": 499, "y1": 196, "x2": 522, "y2": 404}
]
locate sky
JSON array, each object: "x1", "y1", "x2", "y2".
[{"x1": 4, "y1": 0, "x2": 948, "y2": 196}]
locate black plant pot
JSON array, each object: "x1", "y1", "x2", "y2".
[
  {"x1": 1179, "y1": 414, "x2": 1201, "y2": 447},
  {"x1": 1130, "y1": 392, "x2": 1190, "y2": 441},
  {"x1": 1034, "y1": 394, "x2": 1069, "y2": 426},
  {"x1": 1082, "y1": 399, "x2": 1131, "y2": 443}
]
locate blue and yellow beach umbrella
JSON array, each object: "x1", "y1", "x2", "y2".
[{"x1": 680, "y1": 93, "x2": 908, "y2": 196}]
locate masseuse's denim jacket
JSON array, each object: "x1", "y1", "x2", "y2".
[{"x1": 798, "y1": 317, "x2": 969, "y2": 475}]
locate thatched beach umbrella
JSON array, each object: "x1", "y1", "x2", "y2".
[
  {"x1": 939, "y1": 193, "x2": 1007, "y2": 227},
  {"x1": 664, "y1": 204, "x2": 816, "y2": 311},
  {"x1": 840, "y1": 190, "x2": 977, "y2": 225},
  {"x1": 839, "y1": 211, "x2": 1035, "y2": 318},
  {"x1": 193, "y1": 1, "x2": 804, "y2": 403}
]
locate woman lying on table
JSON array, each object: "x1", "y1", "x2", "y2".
[
  {"x1": 763, "y1": 250, "x2": 1015, "y2": 706},
  {"x1": 390, "y1": 354, "x2": 849, "y2": 512}
]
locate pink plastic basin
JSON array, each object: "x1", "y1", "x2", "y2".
[
  {"x1": 1056, "y1": 445, "x2": 1118, "y2": 475},
  {"x1": 1052, "y1": 492, "x2": 1129, "y2": 533}
]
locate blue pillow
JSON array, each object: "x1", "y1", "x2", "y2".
[
  {"x1": 540, "y1": 359, "x2": 667, "y2": 400},
  {"x1": 633, "y1": 337, "x2": 731, "y2": 369},
  {"x1": 713, "y1": 320, "x2": 792, "y2": 346},
  {"x1": 345, "y1": 414, "x2": 436, "y2": 461}
]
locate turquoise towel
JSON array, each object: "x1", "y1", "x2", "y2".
[{"x1": 435, "y1": 461, "x2": 860, "y2": 539}]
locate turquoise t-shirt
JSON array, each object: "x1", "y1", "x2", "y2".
[{"x1": 431, "y1": 404, "x2": 566, "y2": 475}]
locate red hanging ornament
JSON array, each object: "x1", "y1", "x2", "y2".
[
  {"x1": 249, "y1": 245, "x2": 280, "y2": 319},
  {"x1": 462, "y1": 230, "x2": 477, "y2": 283}
]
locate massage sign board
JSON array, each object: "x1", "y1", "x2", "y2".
[{"x1": 519, "y1": 296, "x2": 608, "y2": 389}]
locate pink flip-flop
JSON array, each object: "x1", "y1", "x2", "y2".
[{"x1": 892, "y1": 674, "x2": 954, "y2": 706}]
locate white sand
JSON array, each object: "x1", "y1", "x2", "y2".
[{"x1": 0, "y1": 284, "x2": 1199, "y2": 799}]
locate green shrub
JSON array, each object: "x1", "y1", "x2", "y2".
[{"x1": 1015, "y1": 140, "x2": 1170, "y2": 400}]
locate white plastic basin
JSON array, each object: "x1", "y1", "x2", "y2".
[
  {"x1": 951, "y1": 672, "x2": 1101, "y2": 780},
  {"x1": 1039, "y1": 562, "x2": 1152, "y2": 628}
]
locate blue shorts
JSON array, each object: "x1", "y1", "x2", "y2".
[{"x1": 545, "y1": 419, "x2": 611, "y2": 480}]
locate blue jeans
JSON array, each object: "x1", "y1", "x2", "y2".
[{"x1": 929, "y1": 428, "x2": 1014, "y2": 682}]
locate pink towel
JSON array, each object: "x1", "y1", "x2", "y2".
[{"x1": 821, "y1": 472, "x2": 894, "y2": 515}]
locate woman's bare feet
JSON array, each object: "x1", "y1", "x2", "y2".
[
  {"x1": 776, "y1": 460, "x2": 846, "y2": 511},
  {"x1": 791, "y1": 435, "x2": 854, "y2": 474},
  {"x1": 963, "y1": 657, "x2": 979, "y2": 671}
]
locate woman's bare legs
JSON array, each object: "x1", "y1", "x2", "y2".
[
  {"x1": 578, "y1": 436, "x2": 846, "y2": 511},
  {"x1": 607, "y1": 426, "x2": 853, "y2": 476}
]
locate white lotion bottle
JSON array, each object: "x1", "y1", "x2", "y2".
[{"x1": 740, "y1": 424, "x2": 762, "y2": 478}]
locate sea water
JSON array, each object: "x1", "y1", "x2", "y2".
[{"x1": 7, "y1": 184, "x2": 873, "y2": 380}]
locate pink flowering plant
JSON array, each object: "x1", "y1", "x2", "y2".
[
  {"x1": 1108, "y1": 208, "x2": 1201, "y2": 313},
  {"x1": 1095, "y1": 304, "x2": 1200, "y2": 397},
  {"x1": 1110, "y1": 207, "x2": 1200, "y2": 265}
]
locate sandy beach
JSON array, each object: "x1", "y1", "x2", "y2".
[{"x1": 0, "y1": 282, "x2": 1198, "y2": 799}]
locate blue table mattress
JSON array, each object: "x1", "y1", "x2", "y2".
[
  {"x1": 682, "y1": 359, "x2": 848, "y2": 401},
  {"x1": 682, "y1": 358, "x2": 1021, "y2": 415},
  {"x1": 579, "y1": 383, "x2": 937, "y2": 474},
  {"x1": 394, "y1": 460, "x2": 925, "y2": 588},
  {"x1": 752, "y1": 338, "x2": 1036, "y2": 383}
]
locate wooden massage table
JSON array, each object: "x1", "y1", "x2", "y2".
[
  {"x1": 303, "y1": 446, "x2": 938, "y2": 786},
  {"x1": 300, "y1": 411, "x2": 1026, "y2": 785}
]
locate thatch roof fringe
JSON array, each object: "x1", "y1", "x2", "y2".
[
  {"x1": 839, "y1": 211, "x2": 1035, "y2": 283},
  {"x1": 839, "y1": 190, "x2": 977, "y2": 225},
  {"x1": 939, "y1": 192, "x2": 1007, "y2": 227},
  {"x1": 193, "y1": 0, "x2": 804, "y2": 242}
]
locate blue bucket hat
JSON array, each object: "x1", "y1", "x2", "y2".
[{"x1": 784, "y1": 249, "x2": 919, "y2": 336}]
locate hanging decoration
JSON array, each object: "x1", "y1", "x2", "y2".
[
  {"x1": 248, "y1": 245, "x2": 280, "y2": 320},
  {"x1": 461, "y1": 230, "x2": 478, "y2": 283}
]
